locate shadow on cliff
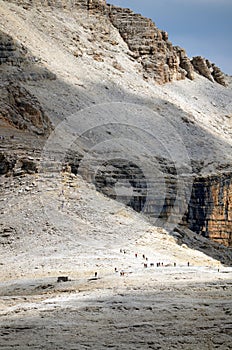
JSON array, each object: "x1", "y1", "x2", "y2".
[{"x1": 20, "y1": 71, "x2": 232, "y2": 266}]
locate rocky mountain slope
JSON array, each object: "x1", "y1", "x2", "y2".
[
  {"x1": 0, "y1": 1, "x2": 232, "y2": 349},
  {"x1": 1, "y1": 0, "x2": 231, "y2": 247}
]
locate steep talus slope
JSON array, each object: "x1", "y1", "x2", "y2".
[{"x1": 0, "y1": 0, "x2": 231, "y2": 254}]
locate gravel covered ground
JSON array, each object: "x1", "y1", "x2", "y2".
[
  {"x1": 0, "y1": 173, "x2": 232, "y2": 350},
  {"x1": 0, "y1": 267, "x2": 232, "y2": 350}
]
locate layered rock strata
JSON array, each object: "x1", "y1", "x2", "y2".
[
  {"x1": 0, "y1": 83, "x2": 52, "y2": 135},
  {"x1": 187, "y1": 173, "x2": 232, "y2": 247},
  {"x1": 191, "y1": 56, "x2": 226, "y2": 86},
  {"x1": 0, "y1": 30, "x2": 53, "y2": 177},
  {"x1": 3, "y1": 0, "x2": 226, "y2": 85},
  {"x1": 0, "y1": 30, "x2": 56, "y2": 82},
  {"x1": 108, "y1": 6, "x2": 194, "y2": 84}
]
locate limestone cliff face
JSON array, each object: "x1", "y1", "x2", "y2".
[
  {"x1": 108, "y1": 6, "x2": 194, "y2": 84},
  {"x1": 187, "y1": 174, "x2": 232, "y2": 247}
]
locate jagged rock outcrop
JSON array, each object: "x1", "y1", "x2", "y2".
[
  {"x1": 0, "y1": 152, "x2": 38, "y2": 176},
  {"x1": 0, "y1": 83, "x2": 52, "y2": 135},
  {"x1": 191, "y1": 56, "x2": 227, "y2": 86},
  {"x1": 176, "y1": 47, "x2": 195, "y2": 80},
  {"x1": 3, "y1": 0, "x2": 106, "y2": 11},
  {"x1": 3, "y1": 0, "x2": 226, "y2": 85},
  {"x1": 0, "y1": 153, "x2": 15, "y2": 175},
  {"x1": 187, "y1": 173, "x2": 232, "y2": 246},
  {"x1": 108, "y1": 6, "x2": 193, "y2": 84}
]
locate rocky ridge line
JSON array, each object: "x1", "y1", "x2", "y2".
[{"x1": 3, "y1": 0, "x2": 227, "y2": 85}]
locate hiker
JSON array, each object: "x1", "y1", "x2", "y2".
[
  {"x1": 94, "y1": 272, "x2": 98, "y2": 278},
  {"x1": 87, "y1": 0, "x2": 92, "y2": 11}
]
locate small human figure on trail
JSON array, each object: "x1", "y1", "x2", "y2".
[
  {"x1": 142, "y1": 254, "x2": 145, "y2": 259},
  {"x1": 115, "y1": 267, "x2": 118, "y2": 273},
  {"x1": 146, "y1": 257, "x2": 148, "y2": 261},
  {"x1": 120, "y1": 271, "x2": 125, "y2": 276},
  {"x1": 87, "y1": 0, "x2": 92, "y2": 11},
  {"x1": 150, "y1": 263, "x2": 154, "y2": 267},
  {"x1": 120, "y1": 249, "x2": 123, "y2": 253},
  {"x1": 135, "y1": 253, "x2": 138, "y2": 258},
  {"x1": 94, "y1": 272, "x2": 98, "y2": 278},
  {"x1": 174, "y1": 262, "x2": 176, "y2": 267},
  {"x1": 144, "y1": 263, "x2": 147, "y2": 268},
  {"x1": 187, "y1": 262, "x2": 190, "y2": 267}
]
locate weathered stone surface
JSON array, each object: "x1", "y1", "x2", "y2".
[
  {"x1": 191, "y1": 56, "x2": 227, "y2": 86},
  {"x1": 212, "y1": 64, "x2": 227, "y2": 86},
  {"x1": 0, "y1": 225, "x2": 16, "y2": 245},
  {"x1": 175, "y1": 47, "x2": 194, "y2": 80},
  {"x1": 0, "y1": 30, "x2": 56, "y2": 82},
  {"x1": 4, "y1": 0, "x2": 106, "y2": 11},
  {"x1": 0, "y1": 0, "x2": 231, "y2": 250},
  {"x1": 191, "y1": 56, "x2": 214, "y2": 82},
  {"x1": 187, "y1": 173, "x2": 232, "y2": 246},
  {"x1": 0, "y1": 153, "x2": 15, "y2": 175},
  {"x1": 3, "y1": 1, "x2": 226, "y2": 85},
  {"x1": 108, "y1": 6, "x2": 186, "y2": 84},
  {"x1": 0, "y1": 83, "x2": 52, "y2": 136}
]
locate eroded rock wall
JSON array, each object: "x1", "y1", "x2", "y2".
[
  {"x1": 187, "y1": 174, "x2": 232, "y2": 246},
  {"x1": 0, "y1": 83, "x2": 52, "y2": 135},
  {"x1": 108, "y1": 6, "x2": 194, "y2": 84},
  {"x1": 191, "y1": 56, "x2": 226, "y2": 86},
  {"x1": 3, "y1": 0, "x2": 226, "y2": 85},
  {"x1": 0, "y1": 30, "x2": 53, "y2": 135},
  {"x1": 0, "y1": 30, "x2": 53, "y2": 176}
]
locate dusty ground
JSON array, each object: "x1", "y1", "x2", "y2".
[
  {"x1": 0, "y1": 172, "x2": 232, "y2": 349},
  {"x1": 0, "y1": 264, "x2": 232, "y2": 349}
]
